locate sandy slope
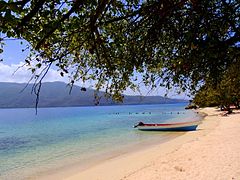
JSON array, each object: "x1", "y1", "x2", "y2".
[{"x1": 44, "y1": 108, "x2": 240, "y2": 180}]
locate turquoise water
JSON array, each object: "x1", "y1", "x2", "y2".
[{"x1": 0, "y1": 103, "x2": 199, "y2": 179}]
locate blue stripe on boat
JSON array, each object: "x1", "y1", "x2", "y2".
[{"x1": 138, "y1": 125, "x2": 198, "y2": 131}]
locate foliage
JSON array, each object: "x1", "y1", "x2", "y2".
[
  {"x1": 0, "y1": 0, "x2": 239, "y2": 102},
  {"x1": 193, "y1": 59, "x2": 240, "y2": 108},
  {"x1": 218, "y1": 60, "x2": 240, "y2": 108},
  {"x1": 193, "y1": 86, "x2": 219, "y2": 108}
]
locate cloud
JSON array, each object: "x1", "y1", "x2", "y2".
[
  {"x1": 124, "y1": 85, "x2": 190, "y2": 99},
  {"x1": 0, "y1": 62, "x2": 69, "y2": 83}
]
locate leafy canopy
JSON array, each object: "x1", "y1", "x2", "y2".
[
  {"x1": 0, "y1": 0, "x2": 239, "y2": 101},
  {"x1": 194, "y1": 60, "x2": 240, "y2": 109}
]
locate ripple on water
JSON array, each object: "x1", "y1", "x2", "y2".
[{"x1": 0, "y1": 137, "x2": 30, "y2": 151}]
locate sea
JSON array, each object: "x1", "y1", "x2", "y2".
[{"x1": 0, "y1": 103, "x2": 200, "y2": 179}]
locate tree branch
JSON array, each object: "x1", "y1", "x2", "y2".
[
  {"x1": 18, "y1": 0, "x2": 46, "y2": 27},
  {"x1": 35, "y1": 0, "x2": 84, "y2": 50},
  {"x1": 90, "y1": 0, "x2": 110, "y2": 30},
  {"x1": 103, "y1": 9, "x2": 141, "y2": 25}
]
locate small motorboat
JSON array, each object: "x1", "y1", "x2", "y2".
[{"x1": 134, "y1": 120, "x2": 201, "y2": 131}]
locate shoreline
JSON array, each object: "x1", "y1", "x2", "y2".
[
  {"x1": 0, "y1": 103, "x2": 195, "y2": 180},
  {"x1": 38, "y1": 107, "x2": 239, "y2": 180},
  {"x1": 0, "y1": 102, "x2": 188, "y2": 110},
  {"x1": 37, "y1": 128, "x2": 186, "y2": 180}
]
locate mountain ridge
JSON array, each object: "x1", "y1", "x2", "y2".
[{"x1": 0, "y1": 81, "x2": 187, "y2": 108}]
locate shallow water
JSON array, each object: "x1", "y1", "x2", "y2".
[{"x1": 0, "y1": 103, "x2": 200, "y2": 179}]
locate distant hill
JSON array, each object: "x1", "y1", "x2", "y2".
[{"x1": 0, "y1": 82, "x2": 187, "y2": 108}]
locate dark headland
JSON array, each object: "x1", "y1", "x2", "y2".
[{"x1": 0, "y1": 81, "x2": 187, "y2": 108}]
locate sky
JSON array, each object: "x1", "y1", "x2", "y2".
[{"x1": 0, "y1": 38, "x2": 190, "y2": 100}]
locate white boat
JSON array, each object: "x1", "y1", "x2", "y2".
[{"x1": 134, "y1": 120, "x2": 201, "y2": 131}]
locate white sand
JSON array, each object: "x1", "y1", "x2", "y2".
[{"x1": 43, "y1": 108, "x2": 240, "y2": 180}]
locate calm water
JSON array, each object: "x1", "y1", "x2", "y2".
[{"x1": 0, "y1": 103, "x2": 200, "y2": 179}]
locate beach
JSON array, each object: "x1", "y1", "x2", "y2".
[{"x1": 43, "y1": 107, "x2": 240, "y2": 180}]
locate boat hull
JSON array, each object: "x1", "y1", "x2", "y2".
[
  {"x1": 135, "y1": 121, "x2": 201, "y2": 131},
  {"x1": 137, "y1": 125, "x2": 198, "y2": 131}
]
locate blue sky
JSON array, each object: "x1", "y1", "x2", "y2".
[
  {"x1": 0, "y1": 39, "x2": 190, "y2": 100},
  {"x1": 0, "y1": 39, "x2": 29, "y2": 64}
]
